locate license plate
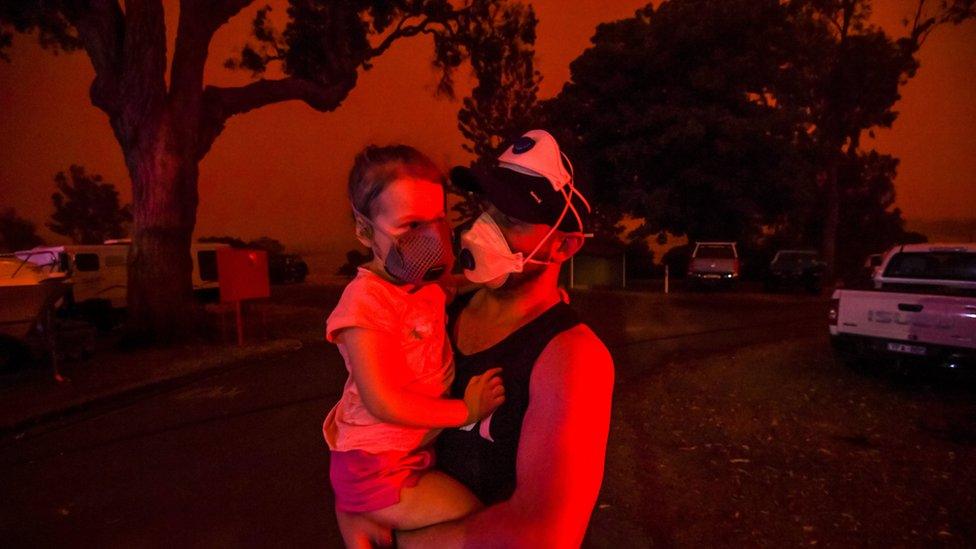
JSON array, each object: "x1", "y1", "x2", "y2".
[
  {"x1": 703, "y1": 274, "x2": 721, "y2": 279},
  {"x1": 886, "y1": 342, "x2": 927, "y2": 356}
]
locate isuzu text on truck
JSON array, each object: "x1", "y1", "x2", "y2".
[{"x1": 829, "y1": 244, "x2": 976, "y2": 371}]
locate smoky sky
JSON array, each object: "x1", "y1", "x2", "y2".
[{"x1": 1, "y1": 0, "x2": 973, "y2": 265}]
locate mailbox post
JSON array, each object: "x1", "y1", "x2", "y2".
[{"x1": 216, "y1": 248, "x2": 270, "y2": 345}]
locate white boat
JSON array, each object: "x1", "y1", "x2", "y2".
[
  {"x1": 0, "y1": 255, "x2": 71, "y2": 341},
  {"x1": 15, "y1": 241, "x2": 226, "y2": 309}
]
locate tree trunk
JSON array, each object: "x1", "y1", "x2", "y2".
[
  {"x1": 123, "y1": 118, "x2": 202, "y2": 345},
  {"x1": 821, "y1": 155, "x2": 840, "y2": 289}
]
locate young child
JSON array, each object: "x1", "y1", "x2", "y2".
[{"x1": 323, "y1": 145, "x2": 504, "y2": 547}]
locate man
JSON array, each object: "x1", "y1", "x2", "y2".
[{"x1": 398, "y1": 129, "x2": 615, "y2": 547}]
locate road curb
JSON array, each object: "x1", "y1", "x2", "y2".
[{"x1": 0, "y1": 338, "x2": 304, "y2": 439}]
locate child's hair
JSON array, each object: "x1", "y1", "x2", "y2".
[{"x1": 348, "y1": 144, "x2": 445, "y2": 221}]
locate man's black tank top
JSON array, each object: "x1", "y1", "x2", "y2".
[{"x1": 436, "y1": 291, "x2": 581, "y2": 504}]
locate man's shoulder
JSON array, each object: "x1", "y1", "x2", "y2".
[
  {"x1": 548, "y1": 323, "x2": 611, "y2": 359},
  {"x1": 532, "y1": 323, "x2": 614, "y2": 388}
]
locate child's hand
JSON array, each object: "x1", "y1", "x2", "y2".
[{"x1": 463, "y1": 367, "x2": 506, "y2": 424}]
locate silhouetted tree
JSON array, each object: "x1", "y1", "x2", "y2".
[
  {"x1": 337, "y1": 248, "x2": 372, "y2": 277},
  {"x1": 197, "y1": 235, "x2": 248, "y2": 248},
  {"x1": 455, "y1": 4, "x2": 541, "y2": 161},
  {"x1": 788, "y1": 0, "x2": 974, "y2": 284},
  {"x1": 810, "y1": 150, "x2": 927, "y2": 279},
  {"x1": 246, "y1": 236, "x2": 286, "y2": 256},
  {"x1": 542, "y1": 0, "x2": 813, "y2": 246},
  {"x1": 47, "y1": 165, "x2": 132, "y2": 244},
  {"x1": 1, "y1": 1, "x2": 539, "y2": 344},
  {"x1": 0, "y1": 208, "x2": 44, "y2": 252}
]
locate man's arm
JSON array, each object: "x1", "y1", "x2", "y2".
[{"x1": 399, "y1": 324, "x2": 615, "y2": 547}]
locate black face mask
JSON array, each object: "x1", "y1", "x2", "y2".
[{"x1": 372, "y1": 219, "x2": 455, "y2": 284}]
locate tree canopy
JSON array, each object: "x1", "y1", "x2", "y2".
[
  {"x1": 47, "y1": 165, "x2": 132, "y2": 245},
  {"x1": 541, "y1": 0, "x2": 972, "y2": 278},
  {"x1": 1, "y1": 0, "x2": 540, "y2": 343},
  {"x1": 542, "y1": 0, "x2": 814, "y2": 244},
  {"x1": 0, "y1": 209, "x2": 45, "y2": 253}
]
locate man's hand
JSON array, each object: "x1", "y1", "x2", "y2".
[{"x1": 462, "y1": 367, "x2": 506, "y2": 424}]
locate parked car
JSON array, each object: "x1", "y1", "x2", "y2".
[
  {"x1": 764, "y1": 250, "x2": 824, "y2": 293},
  {"x1": 688, "y1": 242, "x2": 739, "y2": 287},
  {"x1": 269, "y1": 253, "x2": 308, "y2": 284},
  {"x1": 829, "y1": 243, "x2": 976, "y2": 372}
]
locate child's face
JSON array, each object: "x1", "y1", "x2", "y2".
[{"x1": 361, "y1": 177, "x2": 446, "y2": 253}]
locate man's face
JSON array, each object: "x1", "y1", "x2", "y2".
[{"x1": 486, "y1": 204, "x2": 560, "y2": 268}]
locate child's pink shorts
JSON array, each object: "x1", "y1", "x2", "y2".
[{"x1": 329, "y1": 446, "x2": 435, "y2": 513}]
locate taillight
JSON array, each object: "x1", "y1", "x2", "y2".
[{"x1": 828, "y1": 298, "x2": 840, "y2": 326}]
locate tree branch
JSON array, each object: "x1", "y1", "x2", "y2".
[
  {"x1": 204, "y1": 76, "x2": 355, "y2": 118},
  {"x1": 368, "y1": 16, "x2": 435, "y2": 60},
  {"x1": 196, "y1": 76, "x2": 356, "y2": 158},
  {"x1": 170, "y1": 0, "x2": 254, "y2": 116},
  {"x1": 63, "y1": 0, "x2": 125, "y2": 115}
]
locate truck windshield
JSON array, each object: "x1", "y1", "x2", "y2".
[
  {"x1": 883, "y1": 252, "x2": 976, "y2": 282},
  {"x1": 696, "y1": 246, "x2": 735, "y2": 259}
]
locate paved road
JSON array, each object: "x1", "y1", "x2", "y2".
[{"x1": 0, "y1": 290, "x2": 828, "y2": 548}]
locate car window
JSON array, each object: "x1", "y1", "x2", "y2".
[
  {"x1": 883, "y1": 252, "x2": 976, "y2": 281},
  {"x1": 695, "y1": 246, "x2": 735, "y2": 259}
]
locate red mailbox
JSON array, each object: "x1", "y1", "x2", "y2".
[
  {"x1": 217, "y1": 247, "x2": 270, "y2": 303},
  {"x1": 216, "y1": 248, "x2": 270, "y2": 345}
]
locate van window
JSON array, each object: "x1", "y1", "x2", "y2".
[
  {"x1": 197, "y1": 250, "x2": 218, "y2": 281},
  {"x1": 883, "y1": 252, "x2": 976, "y2": 282},
  {"x1": 59, "y1": 252, "x2": 71, "y2": 272},
  {"x1": 75, "y1": 253, "x2": 100, "y2": 272}
]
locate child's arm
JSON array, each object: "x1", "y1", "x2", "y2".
[{"x1": 336, "y1": 327, "x2": 504, "y2": 428}]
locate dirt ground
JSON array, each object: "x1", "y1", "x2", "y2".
[{"x1": 587, "y1": 333, "x2": 976, "y2": 548}]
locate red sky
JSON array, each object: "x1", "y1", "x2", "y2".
[{"x1": 1, "y1": 1, "x2": 974, "y2": 270}]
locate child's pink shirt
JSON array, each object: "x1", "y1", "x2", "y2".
[{"x1": 322, "y1": 267, "x2": 454, "y2": 454}]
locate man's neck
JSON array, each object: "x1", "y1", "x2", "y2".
[{"x1": 478, "y1": 265, "x2": 563, "y2": 320}]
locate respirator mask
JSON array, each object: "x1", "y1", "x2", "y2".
[
  {"x1": 355, "y1": 207, "x2": 454, "y2": 285},
  {"x1": 458, "y1": 174, "x2": 589, "y2": 289}
]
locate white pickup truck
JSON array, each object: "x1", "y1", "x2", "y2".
[{"x1": 829, "y1": 243, "x2": 976, "y2": 371}]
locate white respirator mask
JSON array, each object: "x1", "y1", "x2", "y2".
[{"x1": 458, "y1": 183, "x2": 586, "y2": 289}]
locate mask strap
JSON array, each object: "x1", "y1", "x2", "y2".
[
  {"x1": 351, "y1": 204, "x2": 390, "y2": 238},
  {"x1": 523, "y1": 195, "x2": 572, "y2": 265},
  {"x1": 561, "y1": 186, "x2": 585, "y2": 234},
  {"x1": 351, "y1": 204, "x2": 392, "y2": 265},
  {"x1": 523, "y1": 167, "x2": 593, "y2": 264}
]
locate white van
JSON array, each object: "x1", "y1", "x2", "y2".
[{"x1": 15, "y1": 240, "x2": 226, "y2": 310}]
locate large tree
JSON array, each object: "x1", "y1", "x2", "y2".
[
  {"x1": 541, "y1": 0, "x2": 814, "y2": 245},
  {"x1": 1, "y1": 0, "x2": 537, "y2": 344},
  {"x1": 48, "y1": 165, "x2": 132, "y2": 244},
  {"x1": 789, "y1": 0, "x2": 974, "y2": 284}
]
